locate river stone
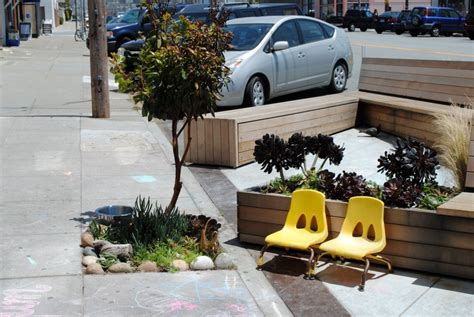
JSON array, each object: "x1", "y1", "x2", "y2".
[
  {"x1": 80, "y1": 232, "x2": 94, "y2": 247},
  {"x1": 85, "y1": 263, "x2": 104, "y2": 274},
  {"x1": 190, "y1": 256, "x2": 215, "y2": 270},
  {"x1": 138, "y1": 261, "x2": 159, "y2": 272},
  {"x1": 83, "y1": 246, "x2": 97, "y2": 257},
  {"x1": 214, "y1": 253, "x2": 235, "y2": 269},
  {"x1": 82, "y1": 255, "x2": 98, "y2": 267},
  {"x1": 93, "y1": 240, "x2": 111, "y2": 253},
  {"x1": 172, "y1": 259, "x2": 189, "y2": 271},
  {"x1": 100, "y1": 243, "x2": 133, "y2": 261},
  {"x1": 108, "y1": 262, "x2": 133, "y2": 273}
]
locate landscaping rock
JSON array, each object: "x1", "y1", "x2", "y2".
[
  {"x1": 82, "y1": 255, "x2": 98, "y2": 267},
  {"x1": 85, "y1": 263, "x2": 104, "y2": 274},
  {"x1": 138, "y1": 261, "x2": 159, "y2": 272},
  {"x1": 190, "y1": 256, "x2": 214, "y2": 270},
  {"x1": 83, "y1": 246, "x2": 97, "y2": 257},
  {"x1": 172, "y1": 259, "x2": 189, "y2": 271},
  {"x1": 108, "y1": 262, "x2": 133, "y2": 273},
  {"x1": 214, "y1": 253, "x2": 235, "y2": 269},
  {"x1": 80, "y1": 232, "x2": 94, "y2": 247},
  {"x1": 100, "y1": 243, "x2": 133, "y2": 261},
  {"x1": 93, "y1": 240, "x2": 111, "y2": 253}
]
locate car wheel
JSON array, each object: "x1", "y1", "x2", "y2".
[
  {"x1": 395, "y1": 30, "x2": 404, "y2": 35},
  {"x1": 244, "y1": 76, "x2": 266, "y2": 107},
  {"x1": 360, "y1": 26, "x2": 368, "y2": 32},
  {"x1": 469, "y1": 32, "x2": 474, "y2": 40},
  {"x1": 430, "y1": 26, "x2": 440, "y2": 37},
  {"x1": 444, "y1": 32, "x2": 452, "y2": 37},
  {"x1": 376, "y1": 28, "x2": 383, "y2": 34},
  {"x1": 329, "y1": 63, "x2": 347, "y2": 93},
  {"x1": 409, "y1": 30, "x2": 419, "y2": 37},
  {"x1": 348, "y1": 23, "x2": 356, "y2": 32}
]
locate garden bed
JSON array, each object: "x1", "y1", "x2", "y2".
[{"x1": 237, "y1": 190, "x2": 474, "y2": 280}]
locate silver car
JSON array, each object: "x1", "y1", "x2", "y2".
[{"x1": 219, "y1": 16, "x2": 353, "y2": 107}]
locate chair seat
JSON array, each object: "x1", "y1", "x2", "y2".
[
  {"x1": 319, "y1": 236, "x2": 385, "y2": 260},
  {"x1": 265, "y1": 227, "x2": 327, "y2": 251}
]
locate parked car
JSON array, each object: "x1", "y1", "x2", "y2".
[
  {"x1": 219, "y1": 16, "x2": 353, "y2": 107},
  {"x1": 325, "y1": 15, "x2": 344, "y2": 27},
  {"x1": 465, "y1": 9, "x2": 474, "y2": 39},
  {"x1": 407, "y1": 6, "x2": 465, "y2": 37},
  {"x1": 342, "y1": 9, "x2": 377, "y2": 32},
  {"x1": 118, "y1": 3, "x2": 304, "y2": 72},
  {"x1": 391, "y1": 10, "x2": 411, "y2": 34}
]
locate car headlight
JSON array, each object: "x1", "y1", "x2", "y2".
[
  {"x1": 226, "y1": 59, "x2": 243, "y2": 72},
  {"x1": 117, "y1": 47, "x2": 125, "y2": 57},
  {"x1": 107, "y1": 31, "x2": 114, "y2": 38}
]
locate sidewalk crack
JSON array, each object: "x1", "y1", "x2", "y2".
[{"x1": 399, "y1": 276, "x2": 441, "y2": 316}]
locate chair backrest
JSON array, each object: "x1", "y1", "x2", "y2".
[
  {"x1": 340, "y1": 196, "x2": 386, "y2": 247},
  {"x1": 284, "y1": 189, "x2": 328, "y2": 238}
]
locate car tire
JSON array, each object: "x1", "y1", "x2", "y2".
[
  {"x1": 348, "y1": 23, "x2": 356, "y2": 32},
  {"x1": 376, "y1": 28, "x2": 383, "y2": 34},
  {"x1": 244, "y1": 76, "x2": 266, "y2": 107},
  {"x1": 469, "y1": 32, "x2": 474, "y2": 40},
  {"x1": 444, "y1": 32, "x2": 452, "y2": 37},
  {"x1": 395, "y1": 30, "x2": 404, "y2": 35},
  {"x1": 329, "y1": 63, "x2": 347, "y2": 93},
  {"x1": 430, "y1": 26, "x2": 440, "y2": 37},
  {"x1": 409, "y1": 30, "x2": 419, "y2": 37},
  {"x1": 360, "y1": 26, "x2": 368, "y2": 32}
]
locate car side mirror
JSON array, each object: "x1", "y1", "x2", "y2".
[{"x1": 272, "y1": 41, "x2": 289, "y2": 51}]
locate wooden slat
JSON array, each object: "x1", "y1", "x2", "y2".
[
  {"x1": 205, "y1": 120, "x2": 213, "y2": 164},
  {"x1": 438, "y1": 192, "x2": 474, "y2": 218},
  {"x1": 359, "y1": 77, "x2": 474, "y2": 98},
  {"x1": 466, "y1": 172, "x2": 474, "y2": 188},
  {"x1": 212, "y1": 120, "x2": 221, "y2": 165},
  {"x1": 220, "y1": 120, "x2": 230, "y2": 166},
  {"x1": 360, "y1": 69, "x2": 474, "y2": 88},
  {"x1": 362, "y1": 57, "x2": 474, "y2": 70},
  {"x1": 361, "y1": 63, "x2": 474, "y2": 79},
  {"x1": 189, "y1": 120, "x2": 198, "y2": 162},
  {"x1": 197, "y1": 119, "x2": 206, "y2": 163},
  {"x1": 229, "y1": 120, "x2": 238, "y2": 168}
]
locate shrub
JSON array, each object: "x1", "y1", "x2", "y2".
[
  {"x1": 417, "y1": 184, "x2": 453, "y2": 210},
  {"x1": 432, "y1": 103, "x2": 472, "y2": 190},
  {"x1": 377, "y1": 137, "x2": 439, "y2": 186}
]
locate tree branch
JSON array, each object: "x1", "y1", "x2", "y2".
[
  {"x1": 180, "y1": 118, "x2": 193, "y2": 165},
  {"x1": 177, "y1": 119, "x2": 190, "y2": 138}
]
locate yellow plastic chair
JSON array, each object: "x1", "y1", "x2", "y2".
[
  {"x1": 315, "y1": 196, "x2": 392, "y2": 290},
  {"x1": 257, "y1": 189, "x2": 328, "y2": 277}
]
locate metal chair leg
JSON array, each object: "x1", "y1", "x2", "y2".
[
  {"x1": 359, "y1": 258, "x2": 371, "y2": 291},
  {"x1": 313, "y1": 251, "x2": 329, "y2": 275},
  {"x1": 257, "y1": 244, "x2": 269, "y2": 270},
  {"x1": 367, "y1": 254, "x2": 393, "y2": 273},
  {"x1": 306, "y1": 248, "x2": 315, "y2": 278}
]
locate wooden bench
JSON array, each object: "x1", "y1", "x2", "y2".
[
  {"x1": 357, "y1": 58, "x2": 474, "y2": 146},
  {"x1": 185, "y1": 93, "x2": 359, "y2": 167}
]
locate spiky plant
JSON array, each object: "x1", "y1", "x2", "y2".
[{"x1": 432, "y1": 102, "x2": 472, "y2": 190}]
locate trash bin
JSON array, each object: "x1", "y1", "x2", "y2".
[
  {"x1": 6, "y1": 31, "x2": 20, "y2": 46},
  {"x1": 19, "y1": 22, "x2": 31, "y2": 41}
]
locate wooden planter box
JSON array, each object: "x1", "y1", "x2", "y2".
[{"x1": 237, "y1": 190, "x2": 474, "y2": 280}]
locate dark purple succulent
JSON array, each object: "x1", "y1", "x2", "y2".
[
  {"x1": 331, "y1": 171, "x2": 371, "y2": 201},
  {"x1": 287, "y1": 132, "x2": 308, "y2": 169},
  {"x1": 254, "y1": 134, "x2": 290, "y2": 178},
  {"x1": 378, "y1": 137, "x2": 439, "y2": 186},
  {"x1": 316, "y1": 169, "x2": 336, "y2": 194},
  {"x1": 382, "y1": 178, "x2": 422, "y2": 208}
]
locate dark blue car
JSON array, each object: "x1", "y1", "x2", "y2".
[{"x1": 407, "y1": 6, "x2": 465, "y2": 37}]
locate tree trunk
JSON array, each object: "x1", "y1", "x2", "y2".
[{"x1": 166, "y1": 119, "x2": 182, "y2": 213}]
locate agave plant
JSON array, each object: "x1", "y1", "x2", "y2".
[{"x1": 377, "y1": 137, "x2": 439, "y2": 186}]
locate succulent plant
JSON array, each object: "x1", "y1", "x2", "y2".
[
  {"x1": 315, "y1": 169, "x2": 336, "y2": 194},
  {"x1": 254, "y1": 134, "x2": 290, "y2": 180},
  {"x1": 378, "y1": 137, "x2": 439, "y2": 186},
  {"x1": 382, "y1": 178, "x2": 422, "y2": 208},
  {"x1": 331, "y1": 171, "x2": 371, "y2": 201},
  {"x1": 186, "y1": 214, "x2": 221, "y2": 241},
  {"x1": 287, "y1": 132, "x2": 309, "y2": 170}
]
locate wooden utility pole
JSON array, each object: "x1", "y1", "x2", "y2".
[{"x1": 87, "y1": 0, "x2": 110, "y2": 118}]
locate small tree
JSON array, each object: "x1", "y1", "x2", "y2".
[{"x1": 111, "y1": 3, "x2": 232, "y2": 212}]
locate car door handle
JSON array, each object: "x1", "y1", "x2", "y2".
[
  {"x1": 297, "y1": 52, "x2": 306, "y2": 58},
  {"x1": 328, "y1": 45, "x2": 335, "y2": 51}
]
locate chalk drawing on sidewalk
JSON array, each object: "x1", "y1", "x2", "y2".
[
  {"x1": 0, "y1": 284, "x2": 52, "y2": 317},
  {"x1": 131, "y1": 175, "x2": 157, "y2": 183}
]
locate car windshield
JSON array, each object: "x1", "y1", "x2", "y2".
[
  {"x1": 117, "y1": 9, "x2": 142, "y2": 24},
  {"x1": 412, "y1": 8, "x2": 426, "y2": 16},
  {"x1": 224, "y1": 23, "x2": 273, "y2": 51}
]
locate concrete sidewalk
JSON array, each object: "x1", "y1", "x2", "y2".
[{"x1": 0, "y1": 24, "x2": 291, "y2": 316}]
